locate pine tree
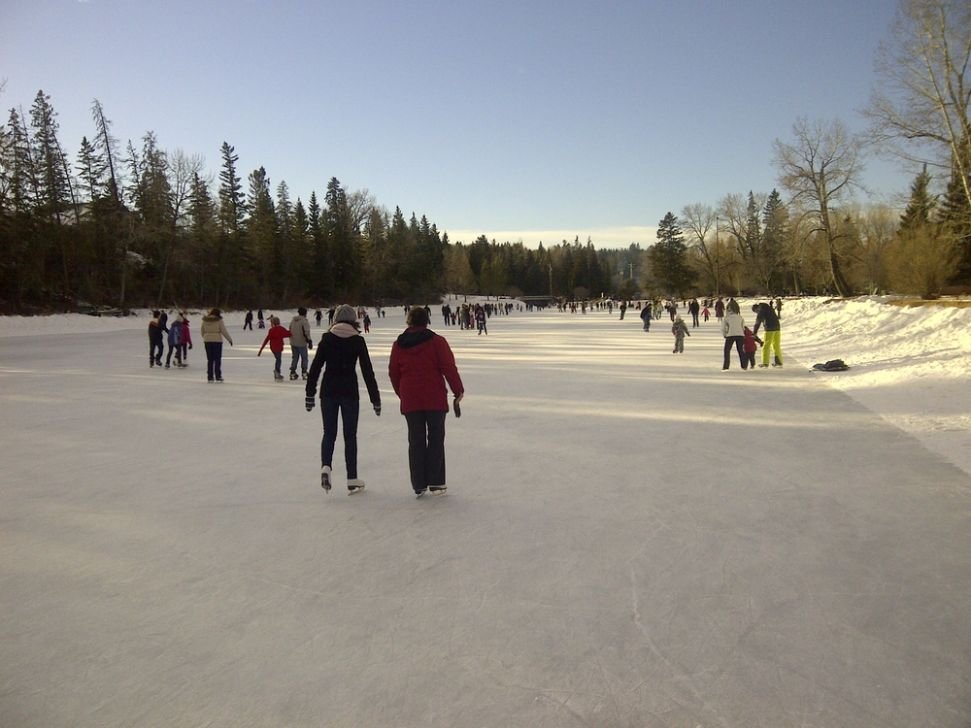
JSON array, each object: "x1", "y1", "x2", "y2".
[
  {"x1": 29, "y1": 91, "x2": 70, "y2": 224},
  {"x1": 325, "y1": 177, "x2": 359, "y2": 298},
  {"x1": 245, "y1": 166, "x2": 277, "y2": 299},
  {"x1": 306, "y1": 190, "x2": 329, "y2": 300},
  {"x1": 649, "y1": 212, "x2": 695, "y2": 296},
  {"x1": 937, "y1": 138, "x2": 971, "y2": 282},
  {"x1": 761, "y1": 189, "x2": 789, "y2": 292},
  {"x1": 899, "y1": 164, "x2": 936, "y2": 231},
  {"x1": 90, "y1": 99, "x2": 122, "y2": 205},
  {"x1": 187, "y1": 172, "x2": 217, "y2": 300}
]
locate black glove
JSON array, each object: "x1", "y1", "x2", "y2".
[
  {"x1": 373, "y1": 404, "x2": 381, "y2": 416},
  {"x1": 305, "y1": 396, "x2": 315, "y2": 412}
]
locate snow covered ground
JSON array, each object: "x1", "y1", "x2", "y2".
[
  {"x1": 1, "y1": 296, "x2": 969, "y2": 727},
  {"x1": 2, "y1": 295, "x2": 967, "y2": 476}
]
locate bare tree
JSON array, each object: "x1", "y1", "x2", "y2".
[
  {"x1": 680, "y1": 202, "x2": 725, "y2": 293},
  {"x1": 867, "y1": 0, "x2": 971, "y2": 210},
  {"x1": 773, "y1": 117, "x2": 866, "y2": 296}
]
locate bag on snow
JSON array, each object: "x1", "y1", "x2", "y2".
[{"x1": 812, "y1": 359, "x2": 849, "y2": 371}]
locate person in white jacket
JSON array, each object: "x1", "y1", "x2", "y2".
[{"x1": 721, "y1": 299, "x2": 747, "y2": 370}]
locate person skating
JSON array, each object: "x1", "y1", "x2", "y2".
[
  {"x1": 639, "y1": 303, "x2": 652, "y2": 331},
  {"x1": 257, "y1": 316, "x2": 291, "y2": 381},
  {"x1": 179, "y1": 313, "x2": 192, "y2": 364},
  {"x1": 148, "y1": 310, "x2": 164, "y2": 367},
  {"x1": 288, "y1": 307, "x2": 313, "y2": 380},
  {"x1": 721, "y1": 299, "x2": 747, "y2": 370},
  {"x1": 672, "y1": 315, "x2": 690, "y2": 353},
  {"x1": 305, "y1": 304, "x2": 381, "y2": 494},
  {"x1": 688, "y1": 298, "x2": 701, "y2": 327},
  {"x1": 742, "y1": 325, "x2": 763, "y2": 370},
  {"x1": 243, "y1": 310, "x2": 254, "y2": 330},
  {"x1": 752, "y1": 302, "x2": 783, "y2": 367},
  {"x1": 200, "y1": 308, "x2": 233, "y2": 382},
  {"x1": 389, "y1": 306, "x2": 464, "y2": 498},
  {"x1": 164, "y1": 317, "x2": 184, "y2": 369}
]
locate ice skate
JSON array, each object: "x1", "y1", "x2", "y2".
[
  {"x1": 289, "y1": 371, "x2": 299, "y2": 381},
  {"x1": 274, "y1": 372, "x2": 284, "y2": 381},
  {"x1": 347, "y1": 478, "x2": 365, "y2": 495},
  {"x1": 320, "y1": 466, "x2": 332, "y2": 492},
  {"x1": 415, "y1": 489, "x2": 427, "y2": 498},
  {"x1": 429, "y1": 486, "x2": 448, "y2": 497}
]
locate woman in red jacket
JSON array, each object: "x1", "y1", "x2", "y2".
[{"x1": 389, "y1": 307, "x2": 464, "y2": 497}]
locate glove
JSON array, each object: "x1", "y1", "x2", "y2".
[
  {"x1": 373, "y1": 404, "x2": 381, "y2": 416},
  {"x1": 189, "y1": 343, "x2": 193, "y2": 349},
  {"x1": 305, "y1": 396, "x2": 315, "y2": 412}
]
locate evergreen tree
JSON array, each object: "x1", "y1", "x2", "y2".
[
  {"x1": 29, "y1": 91, "x2": 74, "y2": 294},
  {"x1": 325, "y1": 177, "x2": 359, "y2": 298},
  {"x1": 90, "y1": 99, "x2": 122, "y2": 205},
  {"x1": 218, "y1": 142, "x2": 244, "y2": 236},
  {"x1": 936, "y1": 142, "x2": 971, "y2": 282},
  {"x1": 187, "y1": 172, "x2": 217, "y2": 300},
  {"x1": 29, "y1": 91, "x2": 70, "y2": 223},
  {"x1": 306, "y1": 190, "x2": 330, "y2": 300},
  {"x1": 245, "y1": 166, "x2": 277, "y2": 299},
  {"x1": 761, "y1": 189, "x2": 789, "y2": 292},
  {"x1": 899, "y1": 164, "x2": 936, "y2": 231},
  {"x1": 649, "y1": 212, "x2": 695, "y2": 296},
  {"x1": 216, "y1": 142, "x2": 245, "y2": 303}
]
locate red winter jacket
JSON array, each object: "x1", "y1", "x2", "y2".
[
  {"x1": 258, "y1": 324, "x2": 291, "y2": 355},
  {"x1": 389, "y1": 326, "x2": 464, "y2": 414}
]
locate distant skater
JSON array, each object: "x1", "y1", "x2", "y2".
[
  {"x1": 672, "y1": 315, "x2": 690, "y2": 353},
  {"x1": 148, "y1": 310, "x2": 164, "y2": 367},
  {"x1": 639, "y1": 304, "x2": 652, "y2": 331}
]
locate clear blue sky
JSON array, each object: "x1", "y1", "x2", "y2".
[{"x1": 2, "y1": 0, "x2": 912, "y2": 248}]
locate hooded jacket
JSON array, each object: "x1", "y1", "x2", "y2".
[
  {"x1": 389, "y1": 326, "x2": 464, "y2": 414},
  {"x1": 200, "y1": 314, "x2": 233, "y2": 344},
  {"x1": 289, "y1": 314, "x2": 312, "y2": 347},
  {"x1": 305, "y1": 322, "x2": 380, "y2": 405}
]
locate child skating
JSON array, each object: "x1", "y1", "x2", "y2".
[
  {"x1": 258, "y1": 316, "x2": 291, "y2": 381},
  {"x1": 672, "y1": 315, "x2": 690, "y2": 353}
]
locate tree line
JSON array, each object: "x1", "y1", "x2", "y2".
[{"x1": 1, "y1": 1, "x2": 968, "y2": 311}]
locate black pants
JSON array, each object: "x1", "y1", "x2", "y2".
[
  {"x1": 321, "y1": 397, "x2": 360, "y2": 479},
  {"x1": 205, "y1": 341, "x2": 223, "y2": 380},
  {"x1": 723, "y1": 336, "x2": 746, "y2": 369},
  {"x1": 404, "y1": 411, "x2": 447, "y2": 492}
]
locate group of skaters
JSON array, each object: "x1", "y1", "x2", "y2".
[
  {"x1": 619, "y1": 295, "x2": 784, "y2": 368},
  {"x1": 147, "y1": 308, "x2": 236, "y2": 381},
  {"x1": 147, "y1": 310, "x2": 193, "y2": 369},
  {"x1": 148, "y1": 303, "x2": 465, "y2": 499},
  {"x1": 438, "y1": 302, "x2": 494, "y2": 334}
]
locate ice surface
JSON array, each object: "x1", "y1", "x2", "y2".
[{"x1": 1, "y1": 298, "x2": 969, "y2": 727}]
